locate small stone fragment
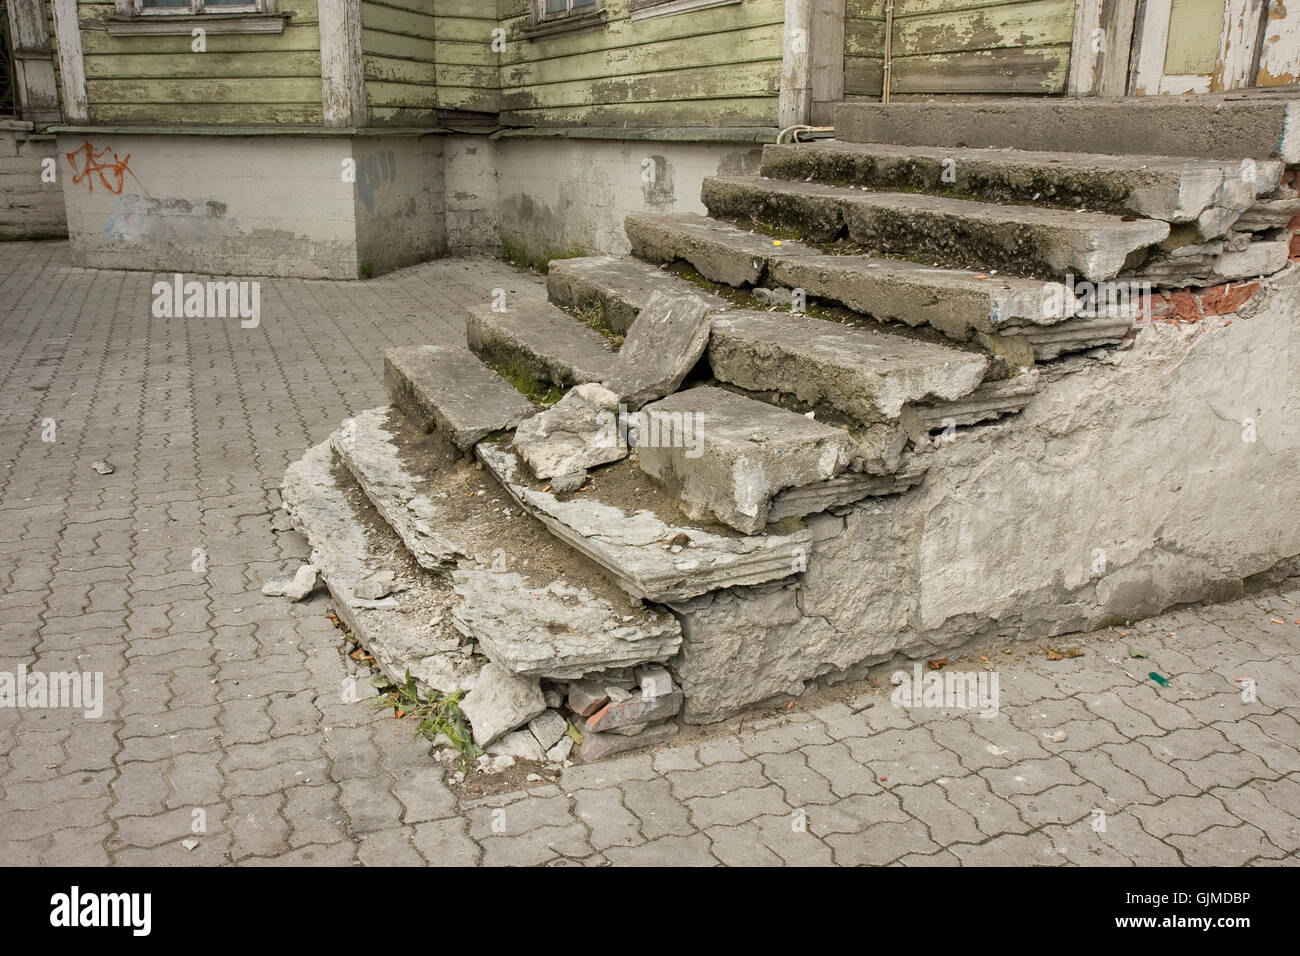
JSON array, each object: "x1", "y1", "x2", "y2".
[
  {"x1": 513, "y1": 382, "x2": 626, "y2": 480},
  {"x1": 461, "y1": 662, "x2": 547, "y2": 747},
  {"x1": 635, "y1": 664, "x2": 675, "y2": 699},
  {"x1": 487, "y1": 729, "x2": 546, "y2": 762},
  {"x1": 587, "y1": 688, "x2": 684, "y2": 733},
  {"x1": 549, "y1": 470, "x2": 588, "y2": 495},
  {"x1": 354, "y1": 569, "x2": 397, "y2": 601},
  {"x1": 261, "y1": 563, "x2": 322, "y2": 602},
  {"x1": 546, "y1": 736, "x2": 575, "y2": 763},
  {"x1": 528, "y1": 709, "x2": 568, "y2": 751},
  {"x1": 567, "y1": 679, "x2": 610, "y2": 717},
  {"x1": 580, "y1": 721, "x2": 679, "y2": 761},
  {"x1": 91, "y1": 460, "x2": 115, "y2": 475}
]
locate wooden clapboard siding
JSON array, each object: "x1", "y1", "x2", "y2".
[
  {"x1": 845, "y1": 0, "x2": 886, "y2": 96},
  {"x1": 891, "y1": 0, "x2": 1073, "y2": 93},
  {"x1": 844, "y1": 0, "x2": 1075, "y2": 98},
  {"x1": 76, "y1": 0, "x2": 324, "y2": 125},
  {"x1": 361, "y1": 0, "x2": 437, "y2": 125},
  {"x1": 433, "y1": 0, "x2": 497, "y2": 115},
  {"x1": 497, "y1": 0, "x2": 784, "y2": 128}
]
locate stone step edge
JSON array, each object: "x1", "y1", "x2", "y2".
[
  {"x1": 280, "y1": 440, "x2": 480, "y2": 696},
  {"x1": 476, "y1": 441, "x2": 813, "y2": 605},
  {"x1": 327, "y1": 407, "x2": 682, "y2": 681}
]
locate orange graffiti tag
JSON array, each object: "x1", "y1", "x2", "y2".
[{"x1": 66, "y1": 141, "x2": 152, "y2": 198}]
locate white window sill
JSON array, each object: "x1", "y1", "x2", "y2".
[
  {"x1": 521, "y1": 10, "x2": 609, "y2": 40},
  {"x1": 629, "y1": 0, "x2": 741, "y2": 22},
  {"x1": 105, "y1": 13, "x2": 290, "y2": 36}
]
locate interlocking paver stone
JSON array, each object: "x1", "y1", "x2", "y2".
[{"x1": 1, "y1": 241, "x2": 1296, "y2": 866}]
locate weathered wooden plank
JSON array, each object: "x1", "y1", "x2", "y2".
[
  {"x1": 891, "y1": 43, "x2": 1071, "y2": 93},
  {"x1": 895, "y1": 0, "x2": 1067, "y2": 16},
  {"x1": 80, "y1": 27, "x2": 323, "y2": 55},
  {"x1": 359, "y1": 3, "x2": 435, "y2": 39},
  {"x1": 499, "y1": 61, "x2": 779, "y2": 111},
  {"x1": 1257, "y1": 0, "x2": 1300, "y2": 85},
  {"x1": 84, "y1": 51, "x2": 324, "y2": 79},
  {"x1": 846, "y1": 0, "x2": 888, "y2": 17},
  {"x1": 89, "y1": 103, "x2": 325, "y2": 124},
  {"x1": 811, "y1": 0, "x2": 847, "y2": 124},
  {"x1": 845, "y1": 19, "x2": 887, "y2": 54},
  {"x1": 435, "y1": 64, "x2": 499, "y2": 88},
  {"x1": 364, "y1": 56, "x2": 436, "y2": 84},
  {"x1": 499, "y1": 0, "x2": 784, "y2": 62},
  {"x1": 501, "y1": 25, "x2": 781, "y2": 87},
  {"x1": 897, "y1": 0, "x2": 1075, "y2": 55},
  {"x1": 363, "y1": 28, "x2": 437, "y2": 62},
  {"x1": 87, "y1": 76, "x2": 323, "y2": 103},
  {"x1": 434, "y1": 85, "x2": 501, "y2": 114},
  {"x1": 844, "y1": 54, "x2": 884, "y2": 93},
  {"x1": 498, "y1": 96, "x2": 777, "y2": 127},
  {"x1": 434, "y1": 39, "x2": 499, "y2": 67},
  {"x1": 363, "y1": 0, "x2": 434, "y2": 17}
]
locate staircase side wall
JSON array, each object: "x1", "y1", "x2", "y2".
[
  {"x1": 672, "y1": 268, "x2": 1300, "y2": 723},
  {"x1": 0, "y1": 124, "x2": 66, "y2": 238},
  {"x1": 443, "y1": 132, "x2": 766, "y2": 263}
]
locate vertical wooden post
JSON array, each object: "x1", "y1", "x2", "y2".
[
  {"x1": 809, "y1": 0, "x2": 845, "y2": 126},
  {"x1": 50, "y1": 0, "x2": 87, "y2": 122},
  {"x1": 4, "y1": 0, "x2": 62, "y2": 123},
  {"x1": 780, "y1": 0, "x2": 813, "y2": 129},
  {"x1": 319, "y1": 0, "x2": 367, "y2": 128}
]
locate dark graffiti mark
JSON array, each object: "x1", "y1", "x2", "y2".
[
  {"x1": 66, "y1": 140, "x2": 153, "y2": 198},
  {"x1": 355, "y1": 149, "x2": 397, "y2": 214}
]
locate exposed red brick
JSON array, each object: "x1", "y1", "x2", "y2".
[
  {"x1": 1145, "y1": 291, "x2": 1174, "y2": 319},
  {"x1": 1198, "y1": 281, "x2": 1260, "y2": 317},
  {"x1": 1291, "y1": 232, "x2": 1300, "y2": 261},
  {"x1": 1167, "y1": 290, "x2": 1202, "y2": 322},
  {"x1": 1288, "y1": 210, "x2": 1300, "y2": 231}
]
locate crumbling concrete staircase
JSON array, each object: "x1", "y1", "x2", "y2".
[{"x1": 280, "y1": 94, "x2": 1300, "y2": 762}]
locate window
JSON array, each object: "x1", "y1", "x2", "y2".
[
  {"x1": 538, "y1": 0, "x2": 598, "y2": 20},
  {"x1": 524, "y1": 0, "x2": 606, "y2": 37},
  {"x1": 133, "y1": 0, "x2": 272, "y2": 14}
]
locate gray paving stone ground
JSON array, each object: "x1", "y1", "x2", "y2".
[{"x1": 1, "y1": 240, "x2": 1298, "y2": 866}]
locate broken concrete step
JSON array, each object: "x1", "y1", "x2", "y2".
[
  {"x1": 833, "y1": 97, "x2": 1300, "y2": 163},
  {"x1": 466, "y1": 301, "x2": 617, "y2": 388},
  {"x1": 701, "y1": 175, "x2": 1170, "y2": 282},
  {"x1": 604, "y1": 289, "x2": 717, "y2": 409},
  {"x1": 767, "y1": 254, "x2": 1093, "y2": 351},
  {"x1": 625, "y1": 211, "x2": 821, "y2": 287},
  {"x1": 546, "y1": 255, "x2": 730, "y2": 335},
  {"x1": 476, "y1": 441, "x2": 813, "y2": 603},
  {"x1": 451, "y1": 569, "x2": 680, "y2": 681},
  {"x1": 1234, "y1": 197, "x2": 1300, "y2": 233},
  {"x1": 709, "y1": 310, "x2": 989, "y2": 424},
  {"x1": 759, "y1": 141, "x2": 1279, "y2": 236},
  {"x1": 280, "y1": 441, "x2": 480, "y2": 695},
  {"x1": 900, "y1": 371, "x2": 1041, "y2": 442},
  {"x1": 1006, "y1": 315, "x2": 1135, "y2": 361},
  {"x1": 765, "y1": 468, "x2": 925, "y2": 523},
  {"x1": 385, "y1": 344, "x2": 537, "y2": 451},
  {"x1": 330, "y1": 406, "x2": 467, "y2": 572},
  {"x1": 636, "y1": 386, "x2": 859, "y2": 534},
  {"x1": 324, "y1": 405, "x2": 681, "y2": 680}
]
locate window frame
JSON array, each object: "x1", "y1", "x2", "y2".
[
  {"x1": 533, "y1": 0, "x2": 601, "y2": 25},
  {"x1": 130, "y1": 0, "x2": 273, "y2": 17},
  {"x1": 629, "y1": 0, "x2": 742, "y2": 21}
]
